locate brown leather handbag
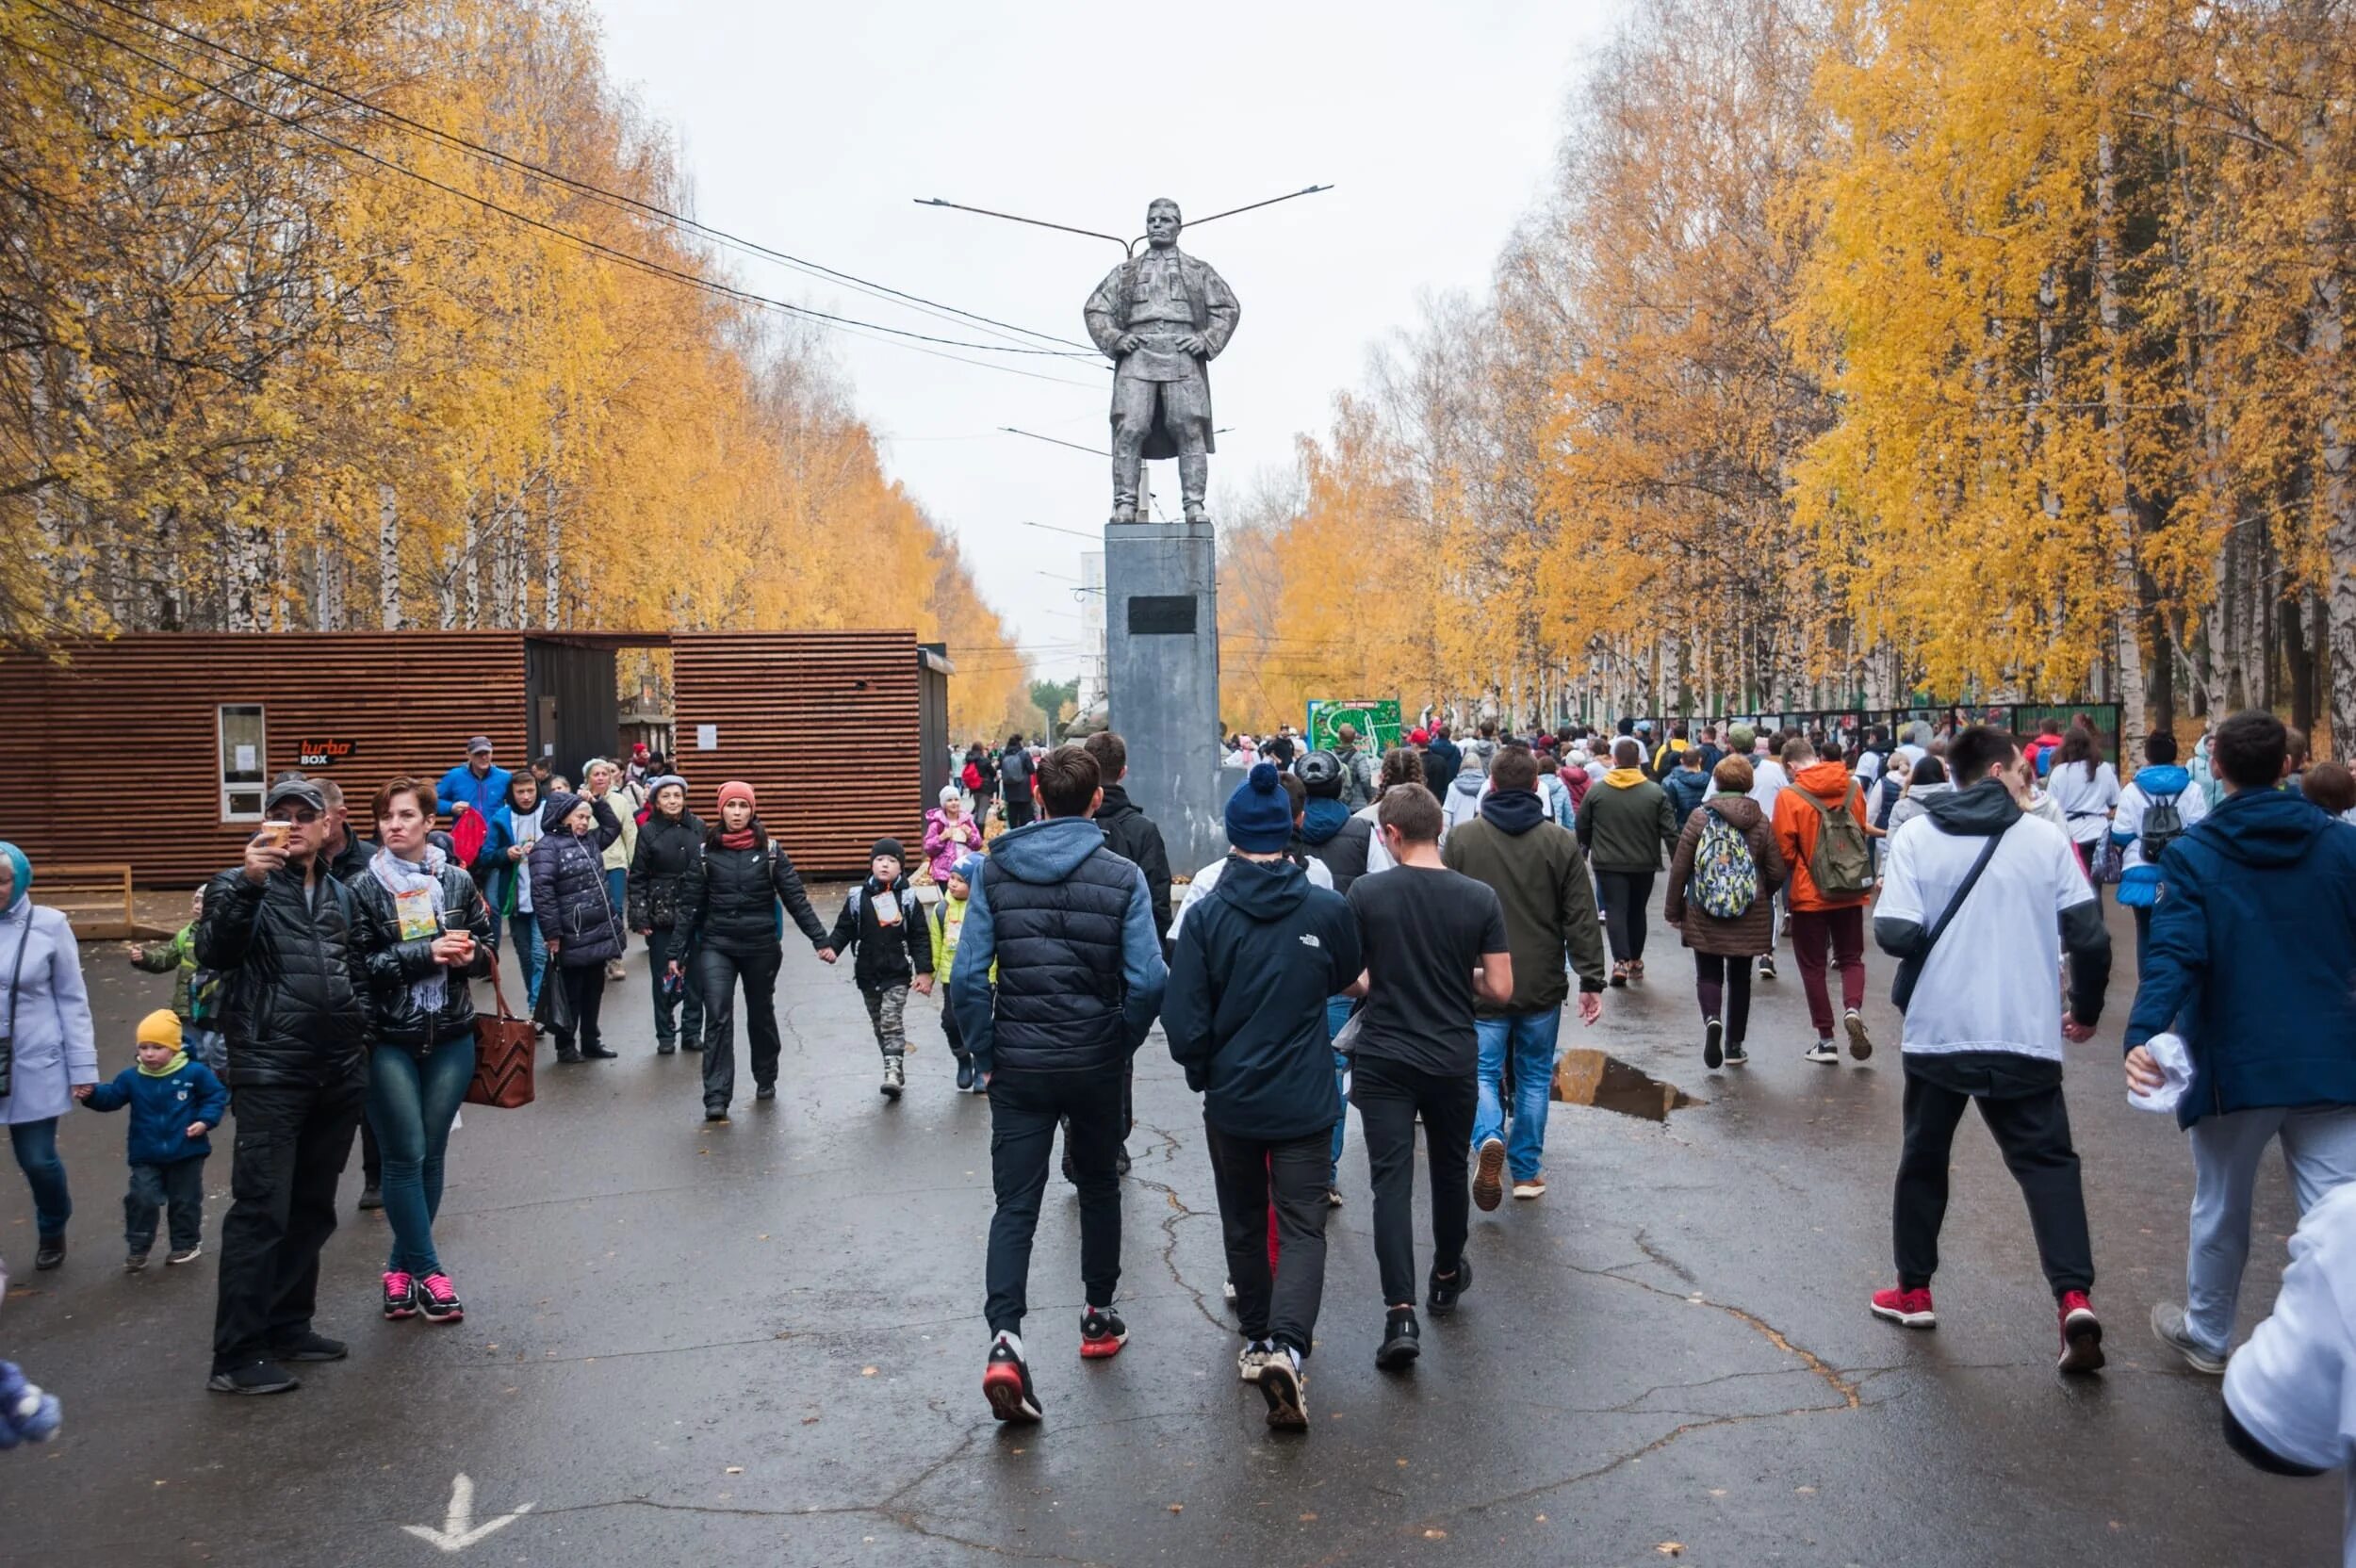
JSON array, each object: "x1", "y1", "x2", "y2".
[{"x1": 466, "y1": 961, "x2": 537, "y2": 1109}]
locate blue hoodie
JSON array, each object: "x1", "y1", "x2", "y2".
[
  {"x1": 949, "y1": 815, "x2": 1168, "y2": 1078},
  {"x1": 2126, "y1": 788, "x2": 2356, "y2": 1127},
  {"x1": 83, "y1": 1055, "x2": 230, "y2": 1166}
]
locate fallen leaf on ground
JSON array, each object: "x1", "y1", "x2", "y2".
[{"x1": 1656, "y1": 1545, "x2": 1683, "y2": 1559}]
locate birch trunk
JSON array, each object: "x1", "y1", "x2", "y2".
[
  {"x1": 378, "y1": 484, "x2": 401, "y2": 629},
  {"x1": 2097, "y1": 125, "x2": 2148, "y2": 760}
]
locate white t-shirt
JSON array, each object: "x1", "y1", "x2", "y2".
[
  {"x1": 1876, "y1": 810, "x2": 2093, "y2": 1061},
  {"x1": 2112, "y1": 776, "x2": 2211, "y2": 870},
  {"x1": 1748, "y1": 760, "x2": 1792, "y2": 821},
  {"x1": 1856, "y1": 750, "x2": 1885, "y2": 789},
  {"x1": 2224, "y1": 1180, "x2": 2356, "y2": 1568},
  {"x1": 1170, "y1": 852, "x2": 1333, "y2": 939},
  {"x1": 2045, "y1": 760, "x2": 2121, "y2": 844}
]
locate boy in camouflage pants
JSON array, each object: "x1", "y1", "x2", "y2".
[{"x1": 829, "y1": 839, "x2": 935, "y2": 1102}]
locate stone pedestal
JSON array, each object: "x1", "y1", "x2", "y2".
[{"x1": 1104, "y1": 520, "x2": 1224, "y2": 875}]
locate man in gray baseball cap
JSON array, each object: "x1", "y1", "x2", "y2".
[
  {"x1": 434, "y1": 735, "x2": 512, "y2": 822},
  {"x1": 193, "y1": 770, "x2": 373, "y2": 1395}
]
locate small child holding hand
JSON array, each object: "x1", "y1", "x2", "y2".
[
  {"x1": 75, "y1": 1010, "x2": 227, "y2": 1270},
  {"x1": 829, "y1": 838, "x2": 934, "y2": 1102}
]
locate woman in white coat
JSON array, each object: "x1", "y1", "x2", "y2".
[{"x1": 0, "y1": 842, "x2": 98, "y2": 1270}]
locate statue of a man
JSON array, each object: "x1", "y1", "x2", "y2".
[{"x1": 1083, "y1": 199, "x2": 1240, "y2": 525}]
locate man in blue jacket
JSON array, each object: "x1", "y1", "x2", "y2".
[
  {"x1": 434, "y1": 736, "x2": 511, "y2": 823},
  {"x1": 2125, "y1": 709, "x2": 2356, "y2": 1375},
  {"x1": 1164, "y1": 763, "x2": 1362, "y2": 1429},
  {"x1": 952, "y1": 744, "x2": 1168, "y2": 1424}
]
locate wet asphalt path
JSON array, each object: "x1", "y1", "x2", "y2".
[{"x1": 0, "y1": 890, "x2": 2338, "y2": 1565}]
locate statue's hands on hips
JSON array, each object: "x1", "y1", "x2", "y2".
[
  {"x1": 1176, "y1": 333, "x2": 1207, "y2": 355},
  {"x1": 1115, "y1": 332, "x2": 1142, "y2": 354}
]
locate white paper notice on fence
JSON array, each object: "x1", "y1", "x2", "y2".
[
  {"x1": 696, "y1": 724, "x2": 718, "y2": 751},
  {"x1": 234, "y1": 743, "x2": 256, "y2": 772}
]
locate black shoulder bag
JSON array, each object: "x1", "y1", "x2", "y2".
[
  {"x1": 0, "y1": 914, "x2": 33, "y2": 1101},
  {"x1": 1890, "y1": 829, "x2": 2005, "y2": 1013}
]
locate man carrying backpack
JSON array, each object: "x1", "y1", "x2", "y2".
[
  {"x1": 1773, "y1": 735, "x2": 1878, "y2": 1065},
  {"x1": 2109, "y1": 729, "x2": 2207, "y2": 973}
]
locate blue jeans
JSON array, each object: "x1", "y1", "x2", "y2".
[
  {"x1": 365, "y1": 1037, "x2": 477, "y2": 1277},
  {"x1": 602, "y1": 870, "x2": 628, "y2": 954},
  {"x1": 2184, "y1": 1105, "x2": 2356, "y2": 1356},
  {"x1": 1325, "y1": 996, "x2": 1354, "y2": 1183},
  {"x1": 1472, "y1": 1009, "x2": 1562, "y2": 1183},
  {"x1": 8, "y1": 1118, "x2": 71, "y2": 1239},
  {"x1": 493, "y1": 907, "x2": 545, "y2": 1007}
]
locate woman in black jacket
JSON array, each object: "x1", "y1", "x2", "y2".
[
  {"x1": 675, "y1": 780, "x2": 833, "y2": 1120},
  {"x1": 349, "y1": 777, "x2": 495, "y2": 1326},
  {"x1": 627, "y1": 776, "x2": 704, "y2": 1054},
  {"x1": 528, "y1": 791, "x2": 624, "y2": 1064}
]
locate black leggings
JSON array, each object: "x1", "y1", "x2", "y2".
[
  {"x1": 1596, "y1": 869, "x2": 1656, "y2": 963},
  {"x1": 1693, "y1": 952, "x2": 1753, "y2": 1046}
]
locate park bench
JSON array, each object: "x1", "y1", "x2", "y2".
[{"x1": 42, "y1": 862, "x2": 139, "y2": 940}]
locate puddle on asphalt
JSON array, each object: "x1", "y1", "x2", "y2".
[{"x1": 1551, "y1": 1049, "x2": 1704, "y2": 1120}]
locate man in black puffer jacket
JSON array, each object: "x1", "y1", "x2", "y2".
[
  {"x1": 1084, "y1": 730, "x2": 1172, "y2": 1168},
  {"x1": 195, "y1": 777, "x2": 375, "y2": 1396},
  {"x1": 953, "y1": 744, "x2": 1168, "y2": 1424}
]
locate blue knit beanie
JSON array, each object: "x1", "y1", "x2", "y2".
[{"x1": 1224, "y1": 763, "x2": 1294, "y2": 853}]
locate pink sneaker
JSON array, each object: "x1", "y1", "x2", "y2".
[
  {"x1": 382, "y1": 1270, "x2": 417, "y2": 1320},
  {"x1": 417, "y1": 1272, "x2": 465, "y2": 1324},
  {"x1": 1870, "y1": 1284, "x2": 1936, "y2": 1329}
]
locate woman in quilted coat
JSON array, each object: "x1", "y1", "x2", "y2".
[
  {"x1": 529, "y1": 791, "x2": 625, "y2": 1064},
  {"x1": 1663, "y1": 757, "x2": 1787, "y2": 1072}
]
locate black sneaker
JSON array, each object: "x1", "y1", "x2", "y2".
[
  {"x1": 270, "y1": 1331, "x2": 350, "y2": 1363},
  {"x1": 984, "y1": 1336, "x2": 1042, "y2": 1422},
  {"x1": 1704, "y1": 1018, "x2": 1724, "y2": 1070},
  {"x1": 1258, "y1": 1349, "x2": 1309, "y2": 1429},
  {"x1": 1375, "y1": 1308, "x2": 1421, "y2": 1370},
  {"x1": 755, "y1": 1083, "x2": 777, "y2": 1102},
  {"x1": 656, "y1": 1039, "x2": 677, "y2": 1056},
  {"x1": 1723, "y1": 1043, "x2": 1750, "y2": 1067},
  {"x1": 33, "y1": 1236, "x2": 63, "y2": 1270},
  {"x1": 206, "y1": 1359, "x2": 299, "y2": 1396},
  {"x1": 581, "y1": 1042, "x2": 618, "y2": 1060},
  {"x1": 681, "y1": 1037, "x2": 705, "y2": 1053},
  {"x1": 166, "y1": 1245, "x2": 203, "y2": 1266},
  {"x1": 1079, "y1": 1305, "x2": 1127, "y2": 1359},
  {"x1": 956, "y1": 1057, "x2": 975, "y2": 1091},
  {"x1": 357, "y1": 1184, "x2": 384, "y2": 1212},
  {"x1": 125, "y1": 1250, "x2": 150, "y2": 1272},
  {"x1": 554, "y1": 1043, "x2": 582, "y2": 1064},
  {"x1": 1115, "y1": 1144, "x2": 1132, "y2": 1176},
  {"x1": 1427, "y1": 1258, "x2": 1473, "y2": 1316},
  {"x1": 1759, "y1": 954, "x2": 1777, "y2": 981},
  {"x1": 1803, "y1": 1040, "x2": 1839, "y2": 1065},
  {"x1": 704, "y1": 1105, "x2": 729, "y2": 1122}
]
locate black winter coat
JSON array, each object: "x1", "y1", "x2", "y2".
[
  {"x1": 529, "y1": 823, "x2": 624, "y2": 968},
  {"x1": 349, "y1": 859, "x2": 497, "y2": 1053},
  {"x1": 195, "y1": 863, "x2": 373, "y2": 1089},
  {"x1": 627, "y1": 811, "x2": 705, "y2": 930},
  {"x1": 1093, "y1": 785, "x2": 1174, "y2": 940},
  {"x1": 828, "y1": 877, "x2": 935, "y2": 990},
  {"x1": 681, "y1": 836, "x2": 829, "y2": 956}
]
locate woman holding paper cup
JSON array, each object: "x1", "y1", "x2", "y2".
[{"x1": 349, "y1": 778, "x2": 494, "y2": 1326}]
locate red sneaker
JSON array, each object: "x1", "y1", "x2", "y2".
[
  {"x1": 1079, "y1": 1305, "x2": 1127, "y2": 1359},
  {"x1": 1870, "y1": 1284, "x2": 1937, "y2": 1329},
  {"x1": 2057, "y1": 1290, "x2": 2104, "y2": 1374}
]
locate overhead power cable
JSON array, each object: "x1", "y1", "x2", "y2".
[
  {"x1": 77, "y1": 0, "x2": 1099, "y2": 355},
  {"x1": 25, "y1": 4, "x2": 1106, "y2": 389}
]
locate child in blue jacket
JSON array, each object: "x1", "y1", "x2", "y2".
[{"x1": 75, "y1": 1010, "x2": 228, "y2": 1270}]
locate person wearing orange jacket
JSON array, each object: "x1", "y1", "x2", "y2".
[{"x1": 1772, "y1": 734, "x2": 1878, "y2": 1065}]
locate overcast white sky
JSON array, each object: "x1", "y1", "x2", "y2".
[{"x1": 587, "y1": 0, "x2": 1618, "y2": 679}]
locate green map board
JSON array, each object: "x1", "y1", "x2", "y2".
[{"x1": 1306, "y1": 699, "x2": 1404, "y2": 756}]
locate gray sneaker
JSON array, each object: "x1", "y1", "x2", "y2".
[{"x1": 2150, "y1": 1300, "x2": 2228, "y2": 1375}]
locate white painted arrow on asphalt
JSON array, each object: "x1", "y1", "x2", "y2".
[{"x1": 401, "y1": 1473, "x2": 534, "y2": 1553}]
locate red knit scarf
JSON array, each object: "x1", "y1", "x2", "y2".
[{"x1": 719, "y1": 826, "x2": 757, "y2": 851}]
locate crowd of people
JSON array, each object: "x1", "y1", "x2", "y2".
[{"x1": 7, "y1": 708, "x2": 2356, "y2": 1551}]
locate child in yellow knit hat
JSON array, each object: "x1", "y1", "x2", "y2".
[{"x1": 74, "y1": 1010, "x2": 228, "y2": 1270}]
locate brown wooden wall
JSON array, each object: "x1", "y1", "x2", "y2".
[
  {"x1": 0, "y1": 633, "x2": 530, "y2": 887},
  {"x1": 672, "y1": 630, "x2": 923, "y2": 874}
]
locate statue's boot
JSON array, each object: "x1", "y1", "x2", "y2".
[
  {"x1": 1112, "y1": 450, "x2": 1143, "y2": 524},
  {"x1": 1180, "y1": 454, "x2": 1209, "y2": 525}
]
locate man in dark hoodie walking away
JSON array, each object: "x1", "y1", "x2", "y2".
[
  {"x1": 1443, "y1": 747, "x2": 1608, "y2": 1206},
  {"x1": 1296, "y1": 750, "x2": 1375, "y2": 894},
  {"x1": 1871, "y1": 726, "x2": 2112, "y2": 1375},
  {"x1": 1422, "y1": 722, "x2": 1464, "y2": 795},
  {"x1": 2122, "y1": 710, "x2": 2356, "y2": 1376},
  {"x1": 952, "y1": 745, "x2": 1169, "y2": 1423},
  {"x1": 1164, "y1": 763, "x2": 1362, "y2": 1429}
]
